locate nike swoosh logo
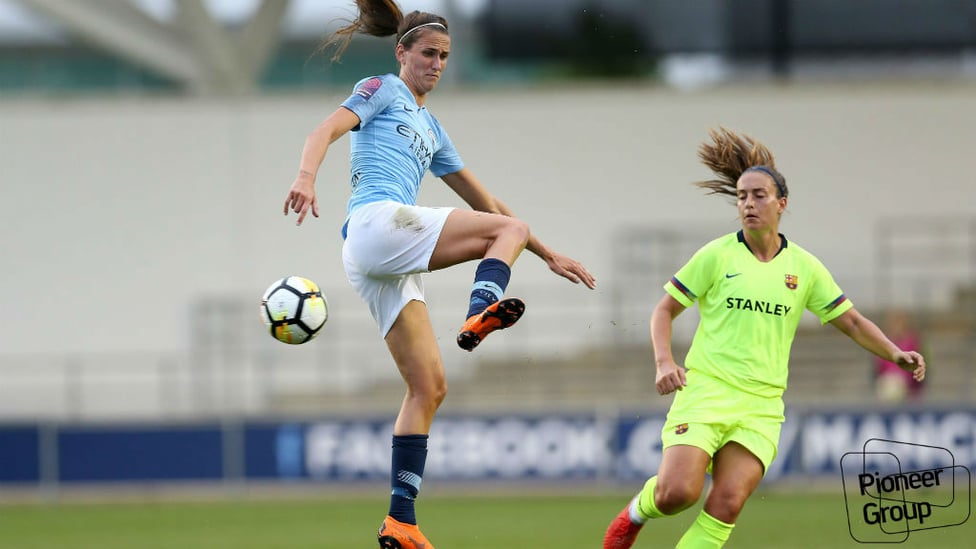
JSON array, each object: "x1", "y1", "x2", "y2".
[{"x1": 725, "y1": 273, "x2": 742, "y2": 278}]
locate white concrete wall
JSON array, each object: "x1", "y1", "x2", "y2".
[{"x1": 2, "y1": 82, "x2": 975, "y2": 360}]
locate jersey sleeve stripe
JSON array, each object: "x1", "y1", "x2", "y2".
[
  {"x1": 823, "y1": 294, "x2": 848, "y2": 313},
  {"x1": 670, "y1": 276, "x2": 697, "y2": 300}
]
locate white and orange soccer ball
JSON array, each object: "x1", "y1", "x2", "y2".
[{"x1": 259, "y1": 276, "x2": 328, "y2": 344}]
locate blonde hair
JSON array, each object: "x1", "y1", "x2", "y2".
[{"x1": 694, "y1": 127, "x2": 788, "y2": 198}]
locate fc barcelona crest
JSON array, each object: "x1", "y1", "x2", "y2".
[{"x1": 785, "y1": 274, "x2": 798, "y2": 290}]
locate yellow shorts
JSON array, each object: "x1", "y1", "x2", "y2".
[{"x1": 661, "y1": 369, "x2": 785, "y2": 474}]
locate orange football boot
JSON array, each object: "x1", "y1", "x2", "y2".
[
  {"x1": 456, "y1": 297, "x2": 525, "y2": 351},
  {"x1": 377, "y1": 515, "x2": 434, "y2": 549}
]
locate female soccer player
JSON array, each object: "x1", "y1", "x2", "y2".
[
  {"x1": 603, "y1": 128, "x2": 925, "y2": 549},
  {"x1": 283, "y1": 1, "x2": 595, "y2": 547}
]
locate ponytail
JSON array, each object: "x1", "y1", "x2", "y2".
[
  {"x1": 318, "y1": 0, "x2": 448, "y2": 62},
  {"x1": 694, "y1": 127, "x2": 787, "y2": 198}
]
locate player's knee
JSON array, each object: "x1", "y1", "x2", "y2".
[
  {"x1": 407, "y1": 376, "x2": 447, "y2": 412},
  {"x1": 423, "y1": 378, "x2": 448, "y2": 409},
  {"x1": 704, "y1": 489, "x2": 748, "y2": 523},
  {"x1": 504, "y1": 217, "x2": 530, "y2": 247},
  {"x1": 431, "y1": 379, "x2": 448, "y2": 407},
  {"x1": 655, "y1": 481, "x2": 701, "y2": 515}
]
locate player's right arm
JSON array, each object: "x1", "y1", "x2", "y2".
[
  {"x1": 651, "y1": 293, "x2": 688, "y2": 395},
  {"x1": 285, "y1": 107, "x2": 361, "y2": 226}
]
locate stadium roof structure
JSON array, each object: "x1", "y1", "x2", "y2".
[
  {"x1": 3, "y1": 0, "x2": 973, "y2": 94},
  {"x1": 3, "y1": 0, "x2": 480, "y2": 94}
]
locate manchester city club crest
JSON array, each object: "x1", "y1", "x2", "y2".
[{"x1": 785, "y1": 274, "x2": 798, "y2": 290}]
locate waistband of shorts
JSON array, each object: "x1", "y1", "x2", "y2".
[{"x1": 342, "y1": 199, "x2": 406, "y2": 240}]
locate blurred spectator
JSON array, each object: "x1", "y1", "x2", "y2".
[{"x1": 874, "y1": 309, "x2": 925, "y2": 402}]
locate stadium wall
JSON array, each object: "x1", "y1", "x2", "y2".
[{"x1": 2, "y1": 82, "x2": 974, "y2": 361}]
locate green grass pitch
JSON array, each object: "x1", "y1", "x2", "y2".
[{"x1": 0, "y1": 488, "x2": 969, "y2": 548}]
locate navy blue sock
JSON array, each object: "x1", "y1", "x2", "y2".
[
  {"x1": 466, "y1": 258, "x2": 512, "y2": 319},
  {"x1": 388, "y1": 434, "x2": 428, "y2": 525}
]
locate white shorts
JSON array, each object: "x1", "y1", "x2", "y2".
[{"x1": 341, "y1": 200, "x2": 454, "y2": 337}]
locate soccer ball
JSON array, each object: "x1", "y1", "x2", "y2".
[{"x1": 259, "y1": 276, "x2": 328, "y2": 344}]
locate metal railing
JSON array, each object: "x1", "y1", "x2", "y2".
[{"x1": 2, "y1": 218, "x2": 972, "y2": 421}]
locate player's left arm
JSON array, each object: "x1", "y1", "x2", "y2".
[
  {"x1": 440, "y1": 168, "x2": 596, "y2": 289},
  {"x1": 829, "y1": 308, "x2": 926, "y2": 381}
]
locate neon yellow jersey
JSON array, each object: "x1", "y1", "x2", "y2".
[{"x1": 664, "y1": 231, "x2": 853, "y2": 398}]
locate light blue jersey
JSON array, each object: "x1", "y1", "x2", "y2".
[{"x1": 341, "y1": 74, "x2": 464, "y2": 215}]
